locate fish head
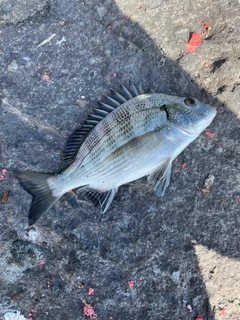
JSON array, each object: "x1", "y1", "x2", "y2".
[{"x1": 162, "y1": 95, "x2": 217, "y2": 135}]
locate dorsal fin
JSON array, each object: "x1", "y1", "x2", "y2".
[{"x1": 62, "y1": 80, "x2": 143, "y2": 165}]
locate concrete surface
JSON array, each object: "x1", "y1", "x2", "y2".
[{"x1": 0, "y1": 0, "x2": 240, "y2": 319}]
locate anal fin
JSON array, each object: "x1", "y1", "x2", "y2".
[
  {"x1": 147, "y1": 158, "x2": 172, "y2": 196},
  {"x1": 81, "y1": 188, "x2": 117, "y2": 213}
]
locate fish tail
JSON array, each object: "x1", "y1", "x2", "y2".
[{"x1": 14, "y1": 170, "x2": 60, "y2": 226}]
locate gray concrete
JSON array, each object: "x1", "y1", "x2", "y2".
[{"x1": 0, "y1": 0, "x2": 240, "y2": 319}]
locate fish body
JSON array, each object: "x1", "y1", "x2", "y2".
[{"x1": 15, "y1": 82, "x2": 217, "y2": 225}]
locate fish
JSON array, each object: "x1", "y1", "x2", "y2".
[{"x1": 15, "y1": 81, "x2": 217, "y2": 225}]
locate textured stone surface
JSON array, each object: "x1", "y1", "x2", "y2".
[{"x1": 0, "y1": 0, "x2": 240, "y2": 319}]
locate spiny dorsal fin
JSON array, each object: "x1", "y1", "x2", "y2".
[{"x1": 62, "y1": 80, "x2": 143, "y2": 165}]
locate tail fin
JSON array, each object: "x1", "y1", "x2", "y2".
[{"x1": 14, "y1": 171, "x2": 60, "y2": 226}]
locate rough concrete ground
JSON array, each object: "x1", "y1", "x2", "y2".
[{"x1": 0, "y1": 0, "x2": 240, "y2": 319}]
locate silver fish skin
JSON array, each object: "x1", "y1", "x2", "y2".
[{"x1": 15, "y1": 84, "x2": 217, "y2": 225}]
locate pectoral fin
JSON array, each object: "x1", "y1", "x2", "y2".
[
  {"x1": 81, "y1": 188, "x2": 117, "y2": 213},
  {"x1": 147, "y1": 158, "x2": 172, "y2": 196}
]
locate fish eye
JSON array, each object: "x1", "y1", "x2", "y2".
[{"x1": 184, "y1": 97, "x2": 197, "y2": 107}]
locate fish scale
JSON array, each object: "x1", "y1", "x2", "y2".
[
  {"x1": 56, "y1": 98, "x2": 168, "y2": 193},
  {"x1": 76, "y1": 95, "x2": 165, "y2": 161},
  {"x1": 15, "y1": 82, "x2": 217, "y2": 225}
]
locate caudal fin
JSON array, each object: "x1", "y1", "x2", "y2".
[{"x1": 14, "y1": 171, "x2": 60, "y2": 226}]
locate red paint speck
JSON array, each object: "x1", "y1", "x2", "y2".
[
  {"x1": 204, "y1": 62, "x2": 209, "y2": 67},
  {"x1": 205, "y1": 131, "x2": 214, "y2": 139},
  {"x1": 67, "y1": 190, "x2": 72, "y2": 193},
  {"x1": 10, "y1": 299, "x2": 14, "y2": 303},
  {"x1": 195, "y1": 316, "x2": 203, "y2": 320},
  {"x1": 113, "y1": 72, "x2": 117, "y2": 77},
  {"x1": 219, "y1": 308, "x2": 225, "y2": 316},
  {"x1": 47, "y1": 281, "x2": 50, "y2": 288},
  {"x1": 39, "y1": 259, "x2": 44, "y2": 265},
  {"x1": 128, "y1": 280, "x2": 134, "y2": 289},
  {"x1": 107, "y1": 25, "x2": 112, "y2": 29},
  {"x1": 83, "y1": 303, "x2": 97, "y2": 319},
  {"x1": 237, "y1": 197, "x2": 240, "y2": 202},
  {"x1": 2, "y1": 169, "x2": 7, "y2": 174},
  {"x1": 139, "y1": 277, "x2": 143, "y2": 281},
  {"x1": 88, "y1": 287, "x2": 94, "y2": 295},
  {"x1": 202, "y1": 21, "x2": 209, "y2": 29},
  {"x1": 0, "y1": 175, "x2": 4, "y2": 180},
  {"x1": 186, "y1": 32, "x2": 201, "y2": 52},
  {"x1": 181, "y1": 162, "x2": 187, "y2": 169}
]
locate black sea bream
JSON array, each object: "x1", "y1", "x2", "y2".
[{"x1": 15, "y1": 81, "x2": 217, "y2": 225}]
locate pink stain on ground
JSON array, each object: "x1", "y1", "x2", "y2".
[
  {"x1": 88, "y1": 288, "x2": 94, "y2": 295},
  {"x1": 186, "y1": 304, "x2": 192, "y2": 312},
  {"x1": 39, "y1": 259, "x2": 44, "y2": 265},
  {"x1": 219, "y1": 308, "x2": 225, "y2": 316},
  {"x1": 41, "y1": 72, "x2": 50, "y2": 82},
  {"x1": 195, "y1": 316, "x2": 203, "y2": 320},
  {"x1": 83, "y1": 303, "x2": 97, "y2": 319},
  {"x1": 0, "y1": 175, "x2": 4, "y2": 180},
  {"x1": 128, "y1": 280, "x2": 134, "y2": 289},
  {"x1": 181, "y1": 162, "x2": 187, "y2": 169},
  {"x1": 205, "y1": 131, "x2": 214, "y2": 139},
  {"x1": 28, "y1": 308, "x2": 34, "y2": 320},
  {"x1": 202, "y1": 21, "x2": 209, "y2": 29},
  {"x1": 186, "y1": 32, "x2": 201, "y2": 52},
  {"x1": 2, "y1": 169, "x2": 7, "y2": 174}
]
